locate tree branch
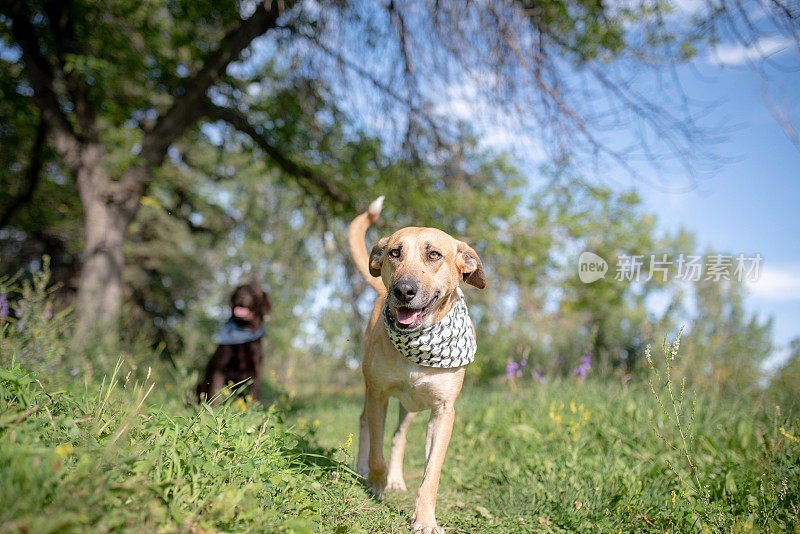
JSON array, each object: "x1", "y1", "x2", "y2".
[
  {"x1": 293, "y1": 27, "x2": 450, "y2": 150},
  {"x1": 43, "y1": 0, "x2": 97, "y2": 139},
  {"x1": 137, "y1": 1, "x2": 285, "y2": 169},
  {"x1": 0, "y1": 117, "x2": 48, "y2": 229},
  {"x1": 7, "y1": 2, "x2": 82, "y2": 173},
  {"x1": 203, "y1": 101, "x2": 354, "y2": 210}
]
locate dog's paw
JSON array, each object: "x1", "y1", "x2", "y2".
[
  {"x1": 367, "y1": 474, "x2": 386, "y2": 500},
  {"x1": 410, "y1": 511, "x2": 443, "y2": 534},
  {"x1": 356, "y1": 465, "x2": 369, "y2": 481},
  {"x1": 368, "y1": 483, "x2": 386, "y2": 501},
  {"x1": 385, "y1": 476, "x2": 407, "y2": 492},
  {"x1": 410, "y1": 522, "x2": 444, "y2": 534}
]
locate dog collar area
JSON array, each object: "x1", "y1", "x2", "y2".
[
  {"x1": 383, "y1": 288, "x2": 477, "y2": 368},
  {"x1": 215, "y1": 319, "x2": 265, "y2": 345}
]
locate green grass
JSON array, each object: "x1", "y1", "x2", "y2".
[
  {"x1": 2, "y1": 358, "x2": 799, "y2": 533},
  {"x1": 1, "y1": 277, "x2": 798, "y2": 532},
  {"x1": 0, "y1": 360, "x2": 406, "y2": 533},
  {"x1": 289, "y1": 380, "x2": 800, "y2": 533}
]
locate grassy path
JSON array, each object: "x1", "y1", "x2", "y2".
[
  {"x1": 2, "y1": 357, "x2": 798, "y2": 532},
  {"x1": 289, "y1": 380, "x2": 800, "y2": 532}
]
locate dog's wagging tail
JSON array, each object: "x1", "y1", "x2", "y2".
[{"x1": 348, "y1": 195, "x2": 385, "y2": 293}]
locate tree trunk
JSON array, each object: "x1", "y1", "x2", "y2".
[
  {"x1": 73, "y1": 144, "x2": 139, "y2": 345},
  {"x1": 10, "y1": 1, "x2": 285, "y2": 347}
]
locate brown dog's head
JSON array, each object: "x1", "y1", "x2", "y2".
[
  {"x1": 369, "y1": 227, "x2": 484, "y2": 331},
  {"x1": 229, "y1": 284, "x2": 271, "y2": 329}
]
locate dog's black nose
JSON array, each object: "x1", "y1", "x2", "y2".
[{"x1": 393, "y1": 279, "x2": 418, "y2": 302}]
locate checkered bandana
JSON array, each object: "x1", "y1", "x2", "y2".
[{"x1": 383, "y1": 288, "x2": 477, "y2": 368}]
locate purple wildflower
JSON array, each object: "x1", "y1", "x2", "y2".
[
  {"x1": 505, "y1": 361, "x2": 520, "y2": 380},
  {"x1": 573, "y1": 354, "x2": 592, "y2": 379},
  {"x1": 70, "y1": 368, "x2": 79, "y2": 377},
  {"x1": 45, "y1": 308, "x2": 53, "y2": 319},
  {"x1": 532, "y1": 369, "x2": 547, "y2": 385},
  {"x1": 0, "y1": 293, "x2": 8, "y2": 318},
  {"x1": 15, "y1": 299, "x2": 31, "y2": 318},
  {"x1": 520, "y1": 357, "x2": 528, "y2": 367}
]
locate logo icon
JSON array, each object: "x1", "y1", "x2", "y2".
[{"x1": 578, "y1": 252, "x2": 608, "y2": 283}]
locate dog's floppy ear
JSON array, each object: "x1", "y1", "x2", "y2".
[
  {"x1": 260, "y1": 290, "x2": 272, "y2": 316},
  {"x1": 456, "y1": 241, "x2": 485, "y2": 289},
  {"x1": 369, "y1": 237, "x2": 389, "y2": 278},
  {"x1": 229, "y1": 287, "x2": 239, "y2": 310}
]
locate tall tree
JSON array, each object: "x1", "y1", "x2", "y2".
[
  {"x1": 2, "y1": 0, "x2": 797, "y2": 343},
  {"x1": 2, "y1": 0, "x2": 330, "y2": 341}
]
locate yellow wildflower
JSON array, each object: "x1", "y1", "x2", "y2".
[
  {"x1": 55, "y1": 444, "x2": 74, "y2": 458},
  {"x1": 780, "y1": 426, "x2": 799, "y2": 443}
]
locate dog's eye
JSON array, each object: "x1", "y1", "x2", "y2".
[
  {"x1": 427, "y1": 250, "x2": 442, "y2": 260},
  {"x1": 389, "y1": 248, "x2": 400, "y2": 258}
]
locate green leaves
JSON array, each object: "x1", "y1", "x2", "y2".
[{"x1": 0, "y1": 357, "x2": 371, "y2": 532}]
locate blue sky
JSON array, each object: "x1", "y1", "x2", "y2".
[
  {"x1": 240, "y1": 6, "x2": 800, "y2": 367},
  {"x1": 432, "y1": 33, "x2": 800, "y2": 368},
  {"x1": 635, "y1": 42, "x2": 800, "y2": 368}
]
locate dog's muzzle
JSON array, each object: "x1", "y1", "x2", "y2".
[{"x1": 384, "y1": 288, "x2": 476, "y2": 368}]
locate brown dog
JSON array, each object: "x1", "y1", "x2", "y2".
[
  {"x1": 348, "y1": 197, "x2": 485, "y2": 533},
  {"x1": 197, "y1": 284, "x2": 271, "y2": 404}
]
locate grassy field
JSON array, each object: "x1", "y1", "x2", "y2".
[
  {"x1": 1, "y1": 282, "x2": 798, "y2": 532},
  {"x1": 290, "y1": 380, "x2": 800, "y2": 533},
  {"x1": 0, "y1": 359, "x2": 405, "y2": 533},
  {"x1": 2, "y1": 350, "x2": 799, "y2": 533}
]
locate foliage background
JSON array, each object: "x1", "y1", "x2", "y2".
[{"x1": 1, "y1": 0, "x2": 799, "y2": 531}]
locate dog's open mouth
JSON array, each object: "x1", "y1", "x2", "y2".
[
  {"x1": 233, "y1": 306, "x2": 252, "y2": 319},
  {"x1": 391, "y1": 294, "x2": 438, "y2": 331}
]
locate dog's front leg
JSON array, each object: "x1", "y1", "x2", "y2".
[
  {"x1": 356, "y1": 408, "x2": 370, "y2": 479},
  {"x1": 365, "y1": 387, "x2": 389, "y2": 497},
  {"x1": 248, "y1": 376, "x2": 260, "y2": 403},
  {"x1": 387, "y1": 405, "x2": 416, "y2": 491},
  {"x1": 209, "y1": 370, "x2": 226, "y2": 406},
  {"x1": 411, "y1": 403, "x2": 455, "y2": 534}
]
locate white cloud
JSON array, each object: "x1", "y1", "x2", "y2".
[
  {"x1": 608, "y1": 0, "x2": 702, "y2": 17},
  {"x1": 434, "y1": 80, "x2": 547, "y2": 162},
  {"x1": 747, "y1": 263, "x2": 800, "y2": 301},
  {"x1": 710, "y1": 36, "x2": 795, "y2": 66},
  {"x1": 671, "y1": 0, "x2": 705, "y2": 16},
  {"x1": 762, "y1": 346, "x2": 792, "y2": 374}
]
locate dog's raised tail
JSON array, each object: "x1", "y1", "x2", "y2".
[{"x1": 348, "y1": 196, "x2": 385, "y2": 293}]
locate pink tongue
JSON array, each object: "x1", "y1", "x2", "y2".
[
  {"x1": 396, "y1": 308, "x2": 422, "y2": 325},
  {"x1": 233, "y1": 306, "x2": 251, "y2": 319}
]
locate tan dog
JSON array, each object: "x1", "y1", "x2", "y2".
[{"x1": 348, "y1": 197, "x2": 485, "y2": 533}]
